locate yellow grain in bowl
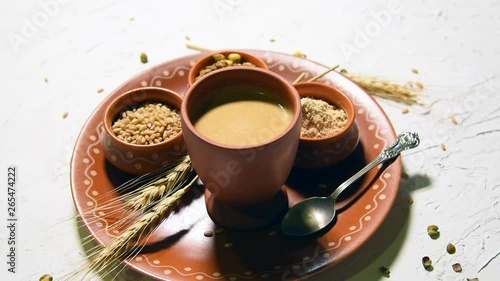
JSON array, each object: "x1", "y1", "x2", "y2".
[{"x1": 112, "y1": 102, "x2": 181, "y2": 145}]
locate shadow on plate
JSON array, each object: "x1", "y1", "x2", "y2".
[
  {"x1": 286, "y1": 143, "x2": 368, "y2": 211},
  {"x1": 212, "y1": 221, "x2": 331, "y2": 280},
  {"x1": 303, "y1": 172, "x2": 432, "y2": 281},
  {"x1": 287, "y1": 158, "x2": 396, "y2": 240},
  {"x1": 104, "y1": 161, "x2": 136, "y2": 194}
]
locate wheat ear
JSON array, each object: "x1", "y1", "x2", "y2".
[
  {"x1": 125, "y1": 155, "x2": 193, "y2": 211},
  {"x1": 342, "y1": 71, "x2": 421, "y2": 105},
  {"x1": 88, "y1": 175, "x2": 198, "y2": 273}
]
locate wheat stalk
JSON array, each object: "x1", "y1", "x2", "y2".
[
  {"x1": 46, "y1": 159, "x2": 189, "y2": 230},
  {"x1": 186, "y1": 43, "x2": 212, "y2": 52},
  {"x1": 293, "y1": 72, "x2": 308, "y2": 84},
  {"x1": 293, "y1": 65, "x2": 340, "y2": 85},
  {"x1": 50, "y1": 157, "x2": 194, "y2": 246},
  {"x1": 125, "y1": 155, "x2": 193, "y2": 211},
  {"x1": 88, "y1": 175, "x2": 199, "y2": 274},
  {"x1": 56, "y1": 159, "x2": 197, "y2": 281},
  {"x1": 341, "y1": 70, "x2": 421, "y2": 105},
  {"x1": 308, "y1": 64, "x2": 340, "y2": 83}
]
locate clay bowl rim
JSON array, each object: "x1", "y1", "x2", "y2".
[
  {"x1": 182, "y1": 66, "x2": 301, "y2": 151},
  {"x1": 103, "y1": 86, "x2": 184, "y2": 151},
  {"x1": 187, "y1": 49, "x2": 269, "y2": 86},
  {"x1": 295, "y1": 81, "x2": 356, "y2": 143}
]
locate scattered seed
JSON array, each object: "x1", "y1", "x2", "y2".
[
  {"x1": 204, "y1": 231, "x2": 213, "y2": 237},
  {"x1": 416, "y1": 81, "x2": 424, "y2": 89},
  {"x1": 268, "y1": 230, "x2": 277, "y2": 236},
  {"x1": 215, "y1": 228, "x2": 224, "y2": 235},
  {"x1": 140, "y1": 52, "x2": 148, "y2": 63},
  {"x1": 451, "y1": 116, "x2": 459, "y2": 125},
  {"x1": 440, "y1": 143, "x2": 447, "y2": 151},
  {"x1": 427, "y1": 225, "x2": 440, "y2": 239},
  {"x1": 44, "y1": 77, "x2": 48, "y2": 83},
  {"x1": 447, "y1": 243, "x2": 456, "y2": 254},
  {"x1": 62, "y1": 111, "x2": 68, "y2": 119},
  {"x1": 129, "y1": 16, "x2": 135, "y2": 21},
  {"x1": 452, "y1": 263, "x2": 462, "y2": 272},
  {"x1": 185, "y1": 35, "x2": 191, "y2": 41},
  {"x1": 467, "y1": 278, "x2": 479, "y2": 281},
  {"x1": 412, "y1": 68, "x2": 419, "y2": 74},
  {"x1": 378, "y1": 266, "x2": 390, "y2": 277},
  {"x1": 224, "y1": 242, "x2": 233, "y2": 248},
  {"x1": 408, "y1": 196, "x2": 414, "y2": 205},
  {"x1": 427, "y1": 225, "x2": 439, "y2": 232},
  {"x1": 270, "y1": 38, "x2": 276, "y2": 43},
  {"x1": 422, "y1": 256, "x2": 433, "y2": 270},
  {"x1": 402, "y1": 108, "x2": 410, "y2": 114},
  {"x1": 39, "y1": 274, "x2": 53, "y2": 281},
  {"x1": 293, "y1": 50, "x2": 307, "y2": 58},
  {"x1": 97, "y1": 88, "x2": 104, "y2": 93},
  {"x1": 429, "y1": 229, "x2": 439, "y2": 237}
]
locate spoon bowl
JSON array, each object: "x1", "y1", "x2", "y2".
[
  {"x1": 281, "y1": 197, "x2": 336, "y2": 237},
  {"x1": 281, "y1": 131, "x2": 420, "y2": 237}
]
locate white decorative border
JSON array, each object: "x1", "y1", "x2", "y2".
[
  {"x1": 80, "y1": 123, "x2": 125, "y2": 238},
  {"x1": 150, "y1": 66, "x2": 192, "y2": 88}
]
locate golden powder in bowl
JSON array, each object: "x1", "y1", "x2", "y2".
[
  {"x1": 112, "y1": 102, "x2": 181, "y2": 145},
  {"x1": 300, "y1": 97, "x2": 348, "y2": 138}
]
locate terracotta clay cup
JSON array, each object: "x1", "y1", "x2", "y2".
[
  {"x1": 181, "y1": 67, "x2": 301, "y2": 230},
  {"x1": 102, "y1": 87, "x2": 187, "y2": 175},
  {"x1": 187, "y1": 50, "x2": 268, "y2": 86},
  {"x1": 294, "y1": 82, "x2": 359, "y2": 169}
]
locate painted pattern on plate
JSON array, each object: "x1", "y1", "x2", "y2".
[{"x1": 71, "y1": 50, "x2": 400, "y2": 281}]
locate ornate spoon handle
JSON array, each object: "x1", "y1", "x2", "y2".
[
  {"x1": 329, "y1": 132, "x2": 420, "y2": 201},
  {"x1": 380, "y1": 131, "x2": 421, "y2": 159}
]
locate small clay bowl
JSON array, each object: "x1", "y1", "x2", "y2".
[
  {"x1": 294, "y1": 82, "x2": 359, "y2": 169},
  {"x1": 101, "y1": 87, "x2": 186, "y2": 175},
  {"x1": 187, "y1": 50, "x2": 268, "y2": 86}
]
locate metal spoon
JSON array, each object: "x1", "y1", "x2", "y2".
[{"x1": 281, "y1": 131, "x2": 420, "y2": 237}]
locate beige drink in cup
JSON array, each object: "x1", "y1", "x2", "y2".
[{"x1": 181, "y1": 67, "x2": 301, "y2": 230}]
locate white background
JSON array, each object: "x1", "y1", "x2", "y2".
[{"x1": 1, "y1": 0, "x2": 499, "y2": 280}]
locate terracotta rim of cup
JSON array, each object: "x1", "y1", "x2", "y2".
[
  {"x1": 182, "y1": 66, "x2": 301, "y2": 150},
  {"x1": 295, "y1": 81, "x2": 356, "y2": 142},
  {"x1": 103, "y1": 86, "x2": 184, "y2": 150},
  {"x1": 187, "y1": 50, "x2": 268, "y2": 86}
]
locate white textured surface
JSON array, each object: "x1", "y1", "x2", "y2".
[{"x1": 1, "y1": 0, "x2": 499, "y2": 280}]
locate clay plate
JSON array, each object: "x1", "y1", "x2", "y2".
[{"x1": 70, "y1": 50, "x2": 400, "y2": 281}]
